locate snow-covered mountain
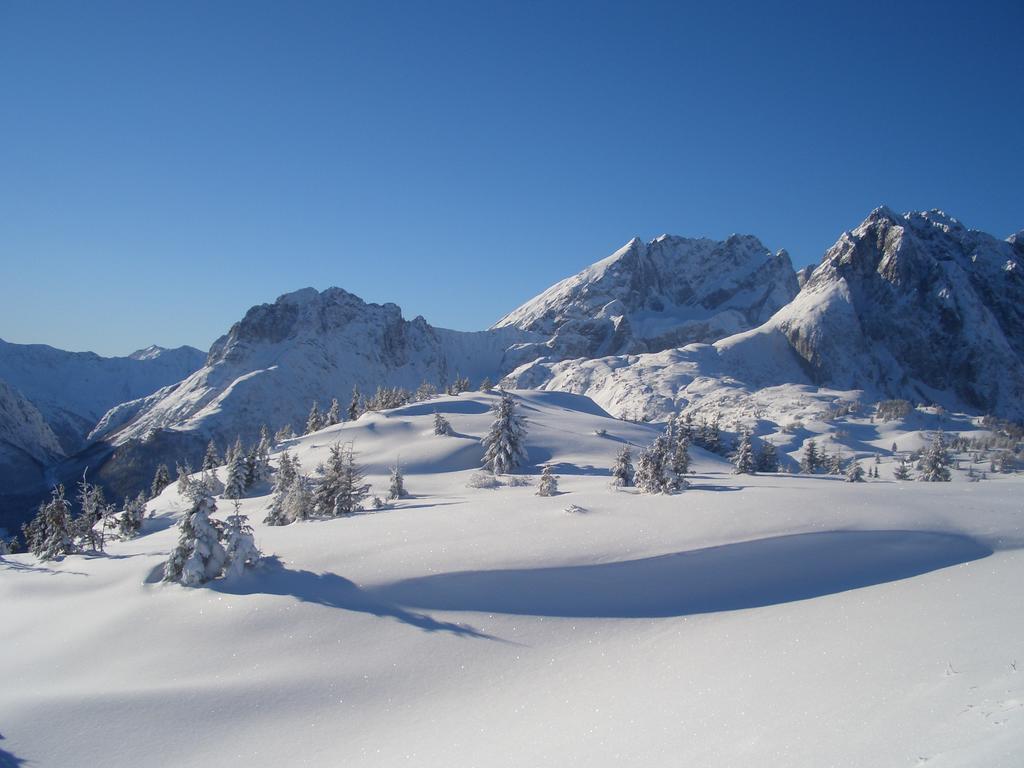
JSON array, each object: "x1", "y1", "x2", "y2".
[
  {"x1": 494, "y1": 234, "x2": 798, "y2": 364},
  {"x1": 505, "y1": 209, "x2": 1024, "y2": 424},
  {"x1": 0, "y1": 338, "x2": 206, "y2": 453}
]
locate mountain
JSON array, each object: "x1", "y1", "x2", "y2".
[
  {"x1": 505, "y1": 208, "x2": 1024, "y2": 424},
  {"x1": 494, "y1": 234, "x2": 799, "y2": 364},
  {"x1": 0, "y1": 339, "x2": 206, "y2": 454}
]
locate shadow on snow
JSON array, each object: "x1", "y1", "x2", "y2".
[{"x1": 370, "y1": 530, "x2": 991, "y2": 619}]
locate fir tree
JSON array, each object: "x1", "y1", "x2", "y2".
[
  {"x1": 800, "y1": 440, "x2": 820, "y2": 474},
  {"x1": 223, "y1": 499, "x2": 260, "y2": 579},
  {"x1": 224, "y1": 438, "x2": 248, "y2": 500},
  {"x1": 703, "y1": 415, "x2": 722, "y2": 455},
  {"x1": 283, "y1": 474, "x2": 313, "y2": 522},
  {"x1": 150, "y1": 464, "x2": 172, "y2": 499},
  {"x1": 347, "y1": 386, "x2": 362, "y2": 421},
  {"x1": 388, "y1": 461, "x2": 406, "y2": 501},
  {"x1": 610, "y1": 446, "x2": 635, "y2": 487},
  {"x1": 333, "y1": 443, "x2": 367, "y2": 516},
  {"x1": 845, "y1": 460, "x2": 865, "y2": 482},
  {"x1": 827, "y1": 451, "x2": 843, "y2": 476},
  {"x1": 667, "y1": 415, "x2": 691, "y2": 483},
  {"x1": 164, "y1": 480, "x2": 226, "y2": 586},
  {"x1": 326, "y1": 398, "x2": 342, "y2": 426},
  {"x1": 733, "y1": 430, "x2": 756, "y2": 474},
  {"x1": 537, "y1": 465, "x2": 558, "y2": 496},
  {"x1": 636, "y1": 436, "x2": 672, "y2": 494},
  {"x1": 757, "y1": 441, "x2": 779, "y2": 473},
  {"x1": 893, "y1": 459, "x2": 912, "y2": 481},
  {"x1": 176, "y1": 461, "x2": 193, "y2": 496},
  {"x1": 274, "y1": 424, "x2": 295, "y2": 443},
  {"x1": 202, "y1": 440, "x2": 221, "y2": 471},
  {"x1": 480, "y1": 377, "x2": 494, "y2": 392},
  {"x1": 33, "y1": 485, "x2": 75, "y2": 560},
  {"x1": 306, "y1": 401, "x2": 323, "y2": 435},
  {"x1": 250, "y1": 426, "x2": 272, "y2": 486},
  {"x1": 433, "y1": 412, "x2": 453, "y2": 436},
  {"x1": 414, "y1": 381, "x2": 438, "y2": 402},
  {"x1": 75, "y1": 473, "x2": 107, "y2": 552},
  {"x1": 264, "y1": 452, "x2": 296, "y2": 526},
  {"x1": 481, "y1": 393, "x2": 528, "y2": 475},
  {"x1": 919, "y1": 432, "x2": 952, "y2": 482},
  {"x1": 118, "y1": 492, "x2": 147, "y2": 538},
  {"x1": 314, "y1": 443, "x2": 345, "y2": 517}
]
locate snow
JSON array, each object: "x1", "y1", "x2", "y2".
[{"x1": 2, "y1": 391, "x2": 1022, "y2": 767}]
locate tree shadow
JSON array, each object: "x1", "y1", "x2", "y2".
[
  {"x1": 210, "y1": 556, "x2": 503, "y2": 641},
  {"x1": 371, "y1": 530, "x2": 992, "y2": 619},
  {"x1": 0, "y1": 733, "x2": 26, "y2": 768},
  {"x1": 0, "y1": 556, "x2": 88, "y2": 577}
]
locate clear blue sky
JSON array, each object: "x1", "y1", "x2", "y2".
[{"x1": 1, "y1": 0, "x2": 1021, "y2": 356}]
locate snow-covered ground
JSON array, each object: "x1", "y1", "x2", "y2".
[{"x1": 2, "y1": 391, "x2": 1022, "y2": 767}]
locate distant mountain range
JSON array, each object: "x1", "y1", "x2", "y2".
[{"x1": 2, "y1": 206, "x2": 1021, "y2": 533}]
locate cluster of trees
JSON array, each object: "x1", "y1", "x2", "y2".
[
  {"x1": 610, "y1": 414, "x2": 691, "y2": 494},
  {"x1": 21, "y1": 475, "x2": 150, "y2": 561},
  {"x1": 163, "y1": 476, "x2": 259, "y2": 586}
]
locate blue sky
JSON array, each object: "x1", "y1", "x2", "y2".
[{"x1": 1, "y1": 0, "x2": 1021, "y2": 356}]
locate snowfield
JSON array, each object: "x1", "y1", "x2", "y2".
[{"x1": 2, "y1": 391, "x2": 1022, "y2": 767}]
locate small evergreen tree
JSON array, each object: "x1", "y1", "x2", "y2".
[
  {"x1": 75, "y1": 473, "x2": 106, "y2": 552},
  {"x1": 32, "y1": 485, "x2": 75, "y2": 560},
  {"x1": 283, "y1": 474, "x2": 313, "y2": 522},
  {"x1": 388, "y1": 461, "x2": 406, "y2": 501},
  {"x1": 757, "y1": 441, "x2": 779, "y2": 473},
  {"x1": 827, "y1": 451, "x2": 843, "y2": 476},
  {"x1": 610, "y1": 446, "x2": 634, "y2": 487},
  {"x1": 202, "y1": 440, "x2": 221, "y2": 471},
  {"x1": 249, "y1": 426, "x2": 272, "y2": 486},
  {"x1": 118, "y1": 491, "x2": 148, "y2": 538},
  {"x1": 150, "y1": 464, "x2": 172, "y2": 499},
  {"x1": 434, "y1": 412, "x2": 453, "y2": 436},
  {"x1": 264, "y1": 452, "x2": 297, "y2": 525},
  {"x1": 733, "y1": 430, "x2": 756, "y2": 474},
  {"x1": 164, "y1": 479, "x2": 227, "y2": 586},
  {"x1": 800, "y1": 440, "x2": 820, "y2": 474},
  {"x1": 845, "y1": 460, "x2": 865, "y2": 483},
  {"x1": 314, "y1": 443, "x2": 346, "y2": 517},
  {"x1": 223, "y1": 499, "x2": 260, "y2": 579},
  {"x1": 224, "y1": 438, "x2": 248, "y2": 500},
  {"x1": 537, "y1": 465, "x2": 558, "y2": 496},
  {"x1": 306, "y1": 401, "x2": 323, "y2": 434},
  {"x1": 414, "y1": 381, "x2": 438, "y2": 402},
  {"x1": 274, "y1": 424, "x2": 295, "y2": 443},
  {"x1": 480, "y1": 377, "x2": 494, "y2": 392},
  {"x1": 326, "y1": 398, "x2": 342, "y2": 426},
  {"x1": 636, "y1": 436, "x2": 672, "y2": 494},
  {"x1": 919, "y1": 432, "x2": 952, "y2": 482},
  {"x1": 333, "y1": 443, "x2": 367, "y2": 516},
  {"x1": 347, "y1": 386, "x2": 362, "y2": 421},
  {"x1": 176, "y1": 461, "x2": 194, "y2": 496},
  {"x1": 481, "y1": 393, "x2": 528, "y2": 475}
]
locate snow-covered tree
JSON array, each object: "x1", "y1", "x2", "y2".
[
  {"x1": 224, "y1": 438, "x2": 248, "y2": 500},
  {"x1": 447, "y1": 373, "x2": 471, "y2": 395},
  {"x1": 223, "y1": 500, "x2": 260, "y2": 579},
  {"x1": 202, "y1": 440, "x2": 221, "y2": 471},
  {"x1": 347, "y1": 386, "x2": 362, "y2": 421},
  {"x1": 845, "y1": 460, "x2": 865, "y2": 483},
  {"x1": 480, "y1": 377, "x2": 494, "y2": 392},
  {"x1": 150, "y1": 464, "x2": 172, "y2": 499},
  {"x1": 306, "y1": 401, "x2": 323, "y2": 434},
  {"x1": 482, "y1": 393, "x2": 528, "y2": 475},
  {"x1": 733, "y1": 430, "x2": 756, "y2": 474},
  {"x1": 333, "y1": 443, "x2": 367, "y2": 516},
  {"x1": 433, "y1": 412, "x2": 453, "y2": 436},
  {"x1": 757, "y1": 441, "x2": 779, "y2": 473},
  {"x1": 893, "y1": 458, "x2": 912, "y2": 480},
  {"x1": 283, "y1": 475, "x2": 313, "y2": 522},
  {"x1": 30, "y1": 485, "x2": 74, "y2": 560},
  {"x1": 610, "y1": 446, "x2": 634, "y2": 487},
  {"x1": 75, "y1": 473, "x2": 107, "y2": 552},
  {"x1": 387, "y1": 462, "x2": 406, "y2": 501},
  {"x1": 636, "y1": 436, "x2": 672, "y2": 494},
  {"x1": 800, "y1": 440, "x2": 820, "y2": 474},
  {"x1": 827, "y1": 451, "x2": 843, "y2": 476},
  {"x1": 264, "y1": 452, "x2": 296, "y2": 525},
  {"x1": 164, "y1": 480, "x2": 226, "y2": 587},
  {"x1": 919, "y1": 432, "x2": 952, "y2": 482},
  {"x1": 247, "y1": 427, "x2": 272, "y2": 487},
  {"x1": 118, "y1": 491, "x2": 148, "y2": 538},
  {"x1": 668, "y1": 417, "x2": 691, "y2": 482},
  {"x1": 326, "y1": 398, "x2": 342, "y2": 426},
  {"x1": 537, "y1": 465, "x2": 558, "y2": 496},
  {"x1": 414, "y1": 381, "x2": 438, "y2": 402},
  {"x1": 176, "y1": 461, "x2": 193, "y2": 497},
  {"x1": 274, "y1": 424, "x2": 295, "y2": 443}
]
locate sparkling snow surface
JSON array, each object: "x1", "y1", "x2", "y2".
[{"x1": 2, "y1": 391, "x2": 1022, "y2": 767}]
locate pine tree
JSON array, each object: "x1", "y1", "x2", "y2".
[
  {"x1": 32, "y1": 485, "x2": 74, "y2": 560},
  {"x1": 704, "y1": 415, "x2": 722, "y2": 455},
  {"x1": 164, "y1": 480, "x2": 227, "y2": 586},
  {"x1": 891, "y1": 441, "x2": 898, "y2": 453},
  {"x1": 150, "y1": 464, "x2": 172, "y2": 499},
  {"x1": 274, "y1": 424, "x2": 295, "y2": 443},
  {"x1": 22, "y1": 507, "x2": 45, "y2": 556},
  {"x1": 75, "y1": 473, "x2": 107, "y2": 552},
  {"x1": 176, "y1": 461, "x2": 193, "y2": 496},
  {"x1": 283, "y1": 474, "x2": 313, "y2": 522},
  {"x1": 263, "y1": 452, "x2": 295, "y2": 526},
  {"x1": 481, "y1": 393, "x2": 528, "y2": 475},
  {"x1": 800, "y1": 440, "x2": 820, "y2": 474},
  {"x1": 326, "y1": 398, "x2": 342, "y2": 426},
  {"x1": 667, "y1": 415, "x2": 691, "y2": 483},
  {"x1": 537, "y1": 465, "x2": 558, "y2": 496},
  {"x1": 118, "y1": 492, "x2": 147, "y2": 538},
  {"x1": 733, "y1": 430, "x2": 756, "y2": 474},
  {"x1": 919, "y1": 432, "x2": 952, "y2": 482},
  {"x1": 306, "y1": 401, "x2": 323, "y2": 434},
  {"x1": 480, "y1": 377, "x2": 494, "y2": 392},
  {"x1": 347, "y1": 386, "x2": 362, "y2": 421},
  {"x1": 757, "y1": 441, "x2": 779, "y2": 473},
  {"x1": 223, "y1": 499, "x2": 260, "y2": 579},
  {"x1": 827, "y1": 451, "x2": 843, "y2": 475},
  {"x1": 610, "y1": 446, "x2": 635, "y2": 487},
  {"x1": 434, "y1": 412, "x2": 453, "y2": 436},
  {"x1": 333, "y1": 443, "x2": 367, "y2": 516},
  {"x1": 224, "y1": 438, "x2": 247, "y2": 500},
  {"x1": 250, "y1": 426, "x2": 272, "y2": 486},
  {"x1": 388, "y1": 461, "x2": 406, "y2": 501},
  {"x1": 314, "y1": 443, "x2": 345, "y2": 517},
  {"x1": 845, "y1": 460, "x2": 865, "y2": 483},
  {"x1": 893, "y1": 459, "x2": 912, "y2": 480},
  {"x1": 636, "y1": 436, "x2": 672, "y2": 494},
  {"x1": 202, "y1": 440, "x2": 221, "y2": 470}
]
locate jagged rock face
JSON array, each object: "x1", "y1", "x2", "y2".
[
  {"x1": 775, "y1": 208, "x2": 1024, "y2": 417},
  {"x1": 494, "y1": 234, "x2": 799, "y2": 363}
]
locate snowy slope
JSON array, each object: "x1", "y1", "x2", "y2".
[
  {"x1": 1, "y1": 391, "x2": 1022, "y2": 767},
  {"x1": 505, "y1": 209, "x2": 1024, "y2": 424},
  {"x1": 494, "y1": 234, "x2": 798, "y2": 363},
  {"x1": 0, "y1": 338, "x2": 205, "y2": 452}
]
